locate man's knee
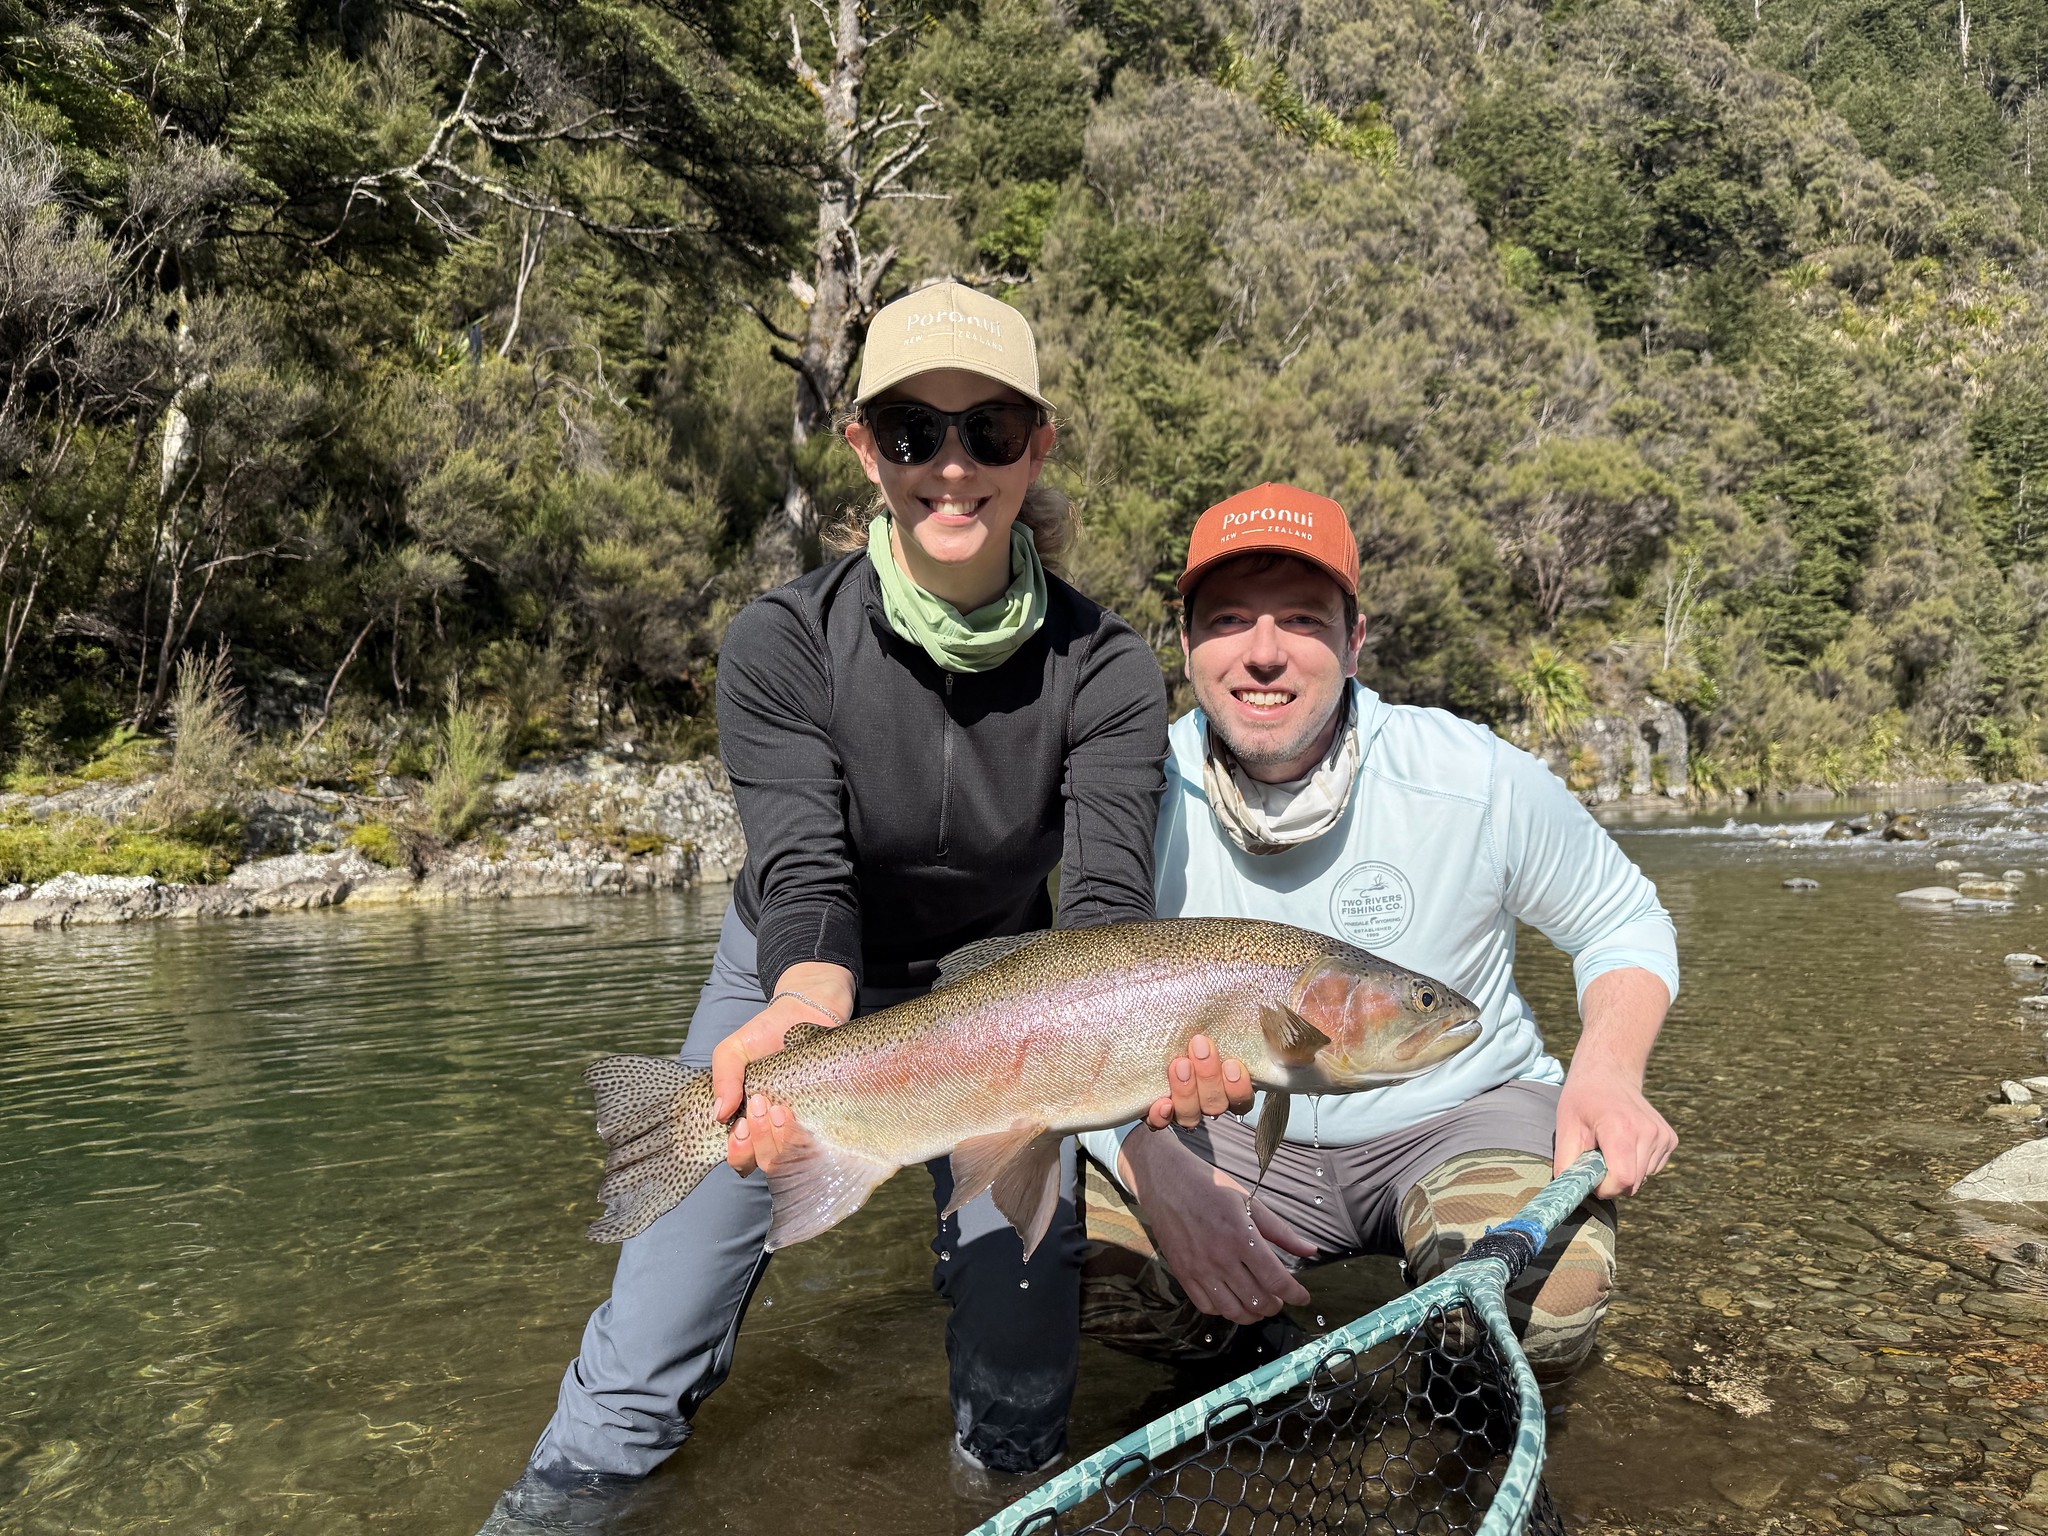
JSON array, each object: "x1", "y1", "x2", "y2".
[{"x1": 1398, "y1": 1148, "x2": 1615, "y2": 1388}]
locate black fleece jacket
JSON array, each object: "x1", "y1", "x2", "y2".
[{"x1": 718, "y1": 550, "x2": 1168, "y2": 996}]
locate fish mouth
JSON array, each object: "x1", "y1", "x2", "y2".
[{"x1": 1394, "y1": 1014, "x2": 1482, "y2": 1061}]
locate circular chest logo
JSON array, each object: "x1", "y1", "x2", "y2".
[{"x1": 1331, "y1": 862, "x2": 1413, "y2": 948}]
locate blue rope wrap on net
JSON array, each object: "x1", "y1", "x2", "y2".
[{"x1": 1455, "y1": 1215, "x2": 1549, "y2": 1281}]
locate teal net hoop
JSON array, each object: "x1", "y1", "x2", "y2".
[{"x1": 966, "y1": 1152, "x2": 1608, "y2": 1536}]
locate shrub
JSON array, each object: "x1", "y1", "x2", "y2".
[
  {"x1": 424, "y1": 695, "x2": 505, "y2": 842},
  {"x1": 147, "y1": 649, "x2": 248, "y2": 830}
]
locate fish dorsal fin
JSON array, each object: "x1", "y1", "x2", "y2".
[
  {"x1": 775, "y1": 1021, "x2": 832, "y2": 1053},
  {"x1": 1255, "y1": 1090, "x2": 1292, "y2": 1175},
  {"x1": 761, "y1": 1134, "x2": 896, "y2": 1250},
  {"x1": 1260, "y1": 1003, "x2": 1331, "y2": 1067},
  {"x1": 989, "y1": 1133, "x2": 1065, "y2": 1261},
  {"x1": 944, "y1": 1121, "x2": 1048, "y2": 1215},
  {"x1": 936, "y1": 931, "x2": 1047, "y2": 989}
]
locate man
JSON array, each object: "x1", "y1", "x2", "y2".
[{"x1": 1079, "y1": 482, "x2": 1679, "y2": 1384}]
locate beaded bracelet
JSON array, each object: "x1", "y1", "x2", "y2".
[{"x1": 771, "y1": 989, "x2": 849, "y2": 1028}]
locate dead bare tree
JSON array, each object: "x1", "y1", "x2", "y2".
[{"x1": 751, "y1": 0, "x2": 940, "y2": 563}]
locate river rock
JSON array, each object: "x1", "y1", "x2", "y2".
[
  {"x1": 1783, "y1": 877, "x2": 1820, "y2": 891},
  {"x1": 2024, "y1": 1470, "x2": 2048, "y2": 1510},
  {"x1": 2006, "y1": 953, "x2": 2046, "y2": 967},
  {"x1": 1960, "y1": 878, "x2": 2019, "y2": 897},
  {"x1": 1841, "y1": 1474, "x2": 1925, "y2": 1514},
  {"x1": 1884, "y1": 814, "x2": 1932, "y2": 841},
  {"x1": 223, "y1": 851, "x2": 385, "y2": 911},
  {"x1": 2023, "y1": 994, "x2": 2048, "y2": 1009},
  {"x1": 240, "y1": 788, "x2": 348, "y2": 857},
  {"x1": 0, "y1": 873, "x2": 180, "y2": 927},
  {"x1": 1711, "y1": 1467, "x2": 1786, "y2": 1512},
  {"x1": 1955, "y1": 897, "x2": 2018, "y2": 911},
  {"x1": 2005, "y1": 1081, "x2": 2037, "y2": 1104},
  {"x1": 2007, "y1": 869, "x2": 2030, "y2": 881},
  {"x1": 1897, "y1": 886, "x2": 1961, "y2": 906},
  {"x1": 1937, "y1": 859, "x2": 1963, "y2": 873},
  {"x1": 1985, "y1": 1102, "x2": 2043, "y2": 1123},
  {"x1": 1950, "y1": 1138, "x2": 2048, "y2": 1203}
]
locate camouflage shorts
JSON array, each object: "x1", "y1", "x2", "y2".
[
  {"x1": 1078, "y1": 1081, "x2": 1615, "y2": 1387},
  {"x1": 1398, "y1": 1148, "x2": 1615, "y2": 1386}
]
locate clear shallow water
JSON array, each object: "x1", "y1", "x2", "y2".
[{"x1": 3, "y1": 801, "x2": 2046, "y2": 1534}]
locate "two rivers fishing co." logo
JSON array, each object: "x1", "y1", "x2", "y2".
[{"x1": 1330, "y1": 861, "x2": 1413, "y2": 947}]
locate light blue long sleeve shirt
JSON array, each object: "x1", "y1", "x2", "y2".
[{"x1": 1079, "y1": 681, "x2": 1678, "y2": 1164}]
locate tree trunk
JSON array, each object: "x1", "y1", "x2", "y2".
[{"x1": 766, "y1": 1, "x2": 938, "y2": 565}]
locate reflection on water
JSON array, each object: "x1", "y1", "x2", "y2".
[{"x1": 2, "y1": 803, "x2": 2045, "y2": 1534}]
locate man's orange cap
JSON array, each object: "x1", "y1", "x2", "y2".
[{"x1": 1177, "y1": 483, "x2": 1359, "y2": 598}]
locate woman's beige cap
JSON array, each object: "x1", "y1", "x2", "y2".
[{"x1": 853, "y1": 282, "x2": 1052, "y2": 413}]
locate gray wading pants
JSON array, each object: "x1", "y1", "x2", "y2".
[{"x1": 528, "y1": 905, "x2": 1086, "y2": 1480}]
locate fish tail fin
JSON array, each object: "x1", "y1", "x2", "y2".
[{"x1": 583, "y1": 1054, "x2": 726, "y2": 1243}]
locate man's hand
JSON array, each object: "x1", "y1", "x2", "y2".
[
  {"x1": 1144, "y1": 1033, "x2": 1257, "y2": 1129},
  {"x1": 1555, "y1": 967, "x2": 1676, "y2": 1198},
  {"x1": 712, "y1": 962, "x2": 854, "y2": 1176},
  {"x1": 1121, "y1": 1128, "x2": 1315, "y2": 1324}
]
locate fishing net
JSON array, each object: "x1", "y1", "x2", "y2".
[{"x1": 965, "y1": 1154, "x2": 1605, "y2": 1536}]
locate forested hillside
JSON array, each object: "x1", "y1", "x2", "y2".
[{"x1": 4, "y1": 0, "x2": 2046, "y2": 794}]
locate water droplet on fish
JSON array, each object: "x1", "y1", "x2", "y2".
[
  {"x1": 1315, "y1": 1314, "x2": 1326, "y2": 1328},
  {"x1": 940, "y1": 1251, "x2": 951, "y2": 1261},
  {"x1": 1019, "y1": 1279, "x2": 1029, "y2": 1289},
  {"x1": 763, "y1": 1299, "x2": 773, "y2": 1307},
  {"x1": 1314, "y1": 1196, "x2": 1323, "y2": 1206},
  {"x1": 1203, "y1": 1334, "x2": 1214, "y2": 1344}
]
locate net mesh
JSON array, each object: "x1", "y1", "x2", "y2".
[{"x1": 1004, "y1": 1298, "x2": 1565, "y2": 1536}]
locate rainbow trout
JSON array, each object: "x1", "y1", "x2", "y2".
[{"x1": 584, "y1": 917, "x2": 1482, "y2": 1256}]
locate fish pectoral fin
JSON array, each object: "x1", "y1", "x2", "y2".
[
  {"x1": 762, "y1": 1137, "x2": 896, "y2": 1251},
  {"x1": 944, "y1": 1121, "x2": 1050, "y2": 1217},
  {"x1": 1259, "y1": 1003, "x2": 1331, "y2": 1067},
  {"x1": 1254, "y1": 1090, "x2": 1291, "y2": 1176},
  {"x1": 989, "y1": 1132, "x2": 1065, "y2": 1262}
]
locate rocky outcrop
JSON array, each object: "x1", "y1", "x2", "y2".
[
  {"x1": 1526, "y1": 697, "x2": 1690, "y2": 803},
  {"x1": 0, "y1": 753, "x2": 745, "y2": 929}
]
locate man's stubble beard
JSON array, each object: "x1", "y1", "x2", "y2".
[{"x1": 1202, "y1": 684, "x2": 1345, "y2": 777}]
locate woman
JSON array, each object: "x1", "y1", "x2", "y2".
[{"x1": 481, "y1": 283, "x2": 1168, "y2": 1531}]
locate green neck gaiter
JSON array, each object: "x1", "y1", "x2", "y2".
[{"x1": 866, "y1": 513, "x2": 1048, "y2": 674}]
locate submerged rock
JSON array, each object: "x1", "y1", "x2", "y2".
[
  {"x1": 1783, "y1": 877, "x2": 1820, "y2": 891},
  {"x1": 2004, "y1": 953, "x2": 2046, "y2": 967},
  {"x1": 1951, "y1": 1139, "x2": 2048, "y2": 1203},
  {"x1": 1896, "y1": 886, "x2": 1961, "y2": 906},
  {"x1": 1883, "y1": 814, "x2": 1931, "y2": 842}
]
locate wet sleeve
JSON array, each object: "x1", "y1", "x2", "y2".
[
  {"x1": 1491, "y1": 739, "x2": 1680, "y2": 1005},
  {"x1": 716, "y1": 595, "x2": 863, "y2": 993},
  {"x1": 1054, "y1": 620, "x2": 1170, "y2": 930}
]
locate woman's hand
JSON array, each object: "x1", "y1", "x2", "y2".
[
  {"x1": 1143, "y1": 1033, "x2": 1256, "y2": 1130},
  {"x1": 712, "y1": 963, "x2": 854, "y2": 1176}
]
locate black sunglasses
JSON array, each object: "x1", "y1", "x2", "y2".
[{"x1": 861, "y1": 400, "x2": 1044, "y2": 468}]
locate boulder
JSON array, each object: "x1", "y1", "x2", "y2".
[
  {"x1": 1896, "y1": 886, "x2": 1961, "y2": 905},
  {"x1": 1782, "y1": 877, "x2": 1820, "y2": 891},
  {"x1": 1950, "y1": 1138, "x2": 2048, "y2": 1204},
  {"x1": 1883, "y1": 814, "x2": 1931, "y2": 841},
  {"x1": 223, "y1": 850, "x2": 383, "y2": 912}
]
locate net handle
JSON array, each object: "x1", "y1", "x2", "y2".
[{"x1": 963, "y1": 1150, "x2": 1609, "y2": 1536}]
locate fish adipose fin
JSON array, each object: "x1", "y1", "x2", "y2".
[
  {"x1": 989, "y1": 1132, "x2": 1064, "y2": 1261},
  {"x1": 935, "y1": 931, "x2": 1047, "y2": 989},
  {"x1": 1255, "y1": 1090, "x2": 1291, "y2": 1175},
  {"x1": 584, "y1": 1055, "x2": 726, "y2": 1243},
  {"x1": 1259, "y1": 1003, "x2": 1330, "y2": 1066},
  {"x1": 944, "y1": 1121, "x2": 1049, "y2": 1217},
  {"x1": 762, "y1": 1136, "x2": 895, "y2": 1250}
]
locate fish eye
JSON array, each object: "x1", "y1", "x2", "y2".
[{"x1": 1412, "y1": 982, "x2": 1437, "y2": 1011}]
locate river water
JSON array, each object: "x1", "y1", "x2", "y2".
[{"x1": 4, "y1": 796, "x2": 2047, "y2": 1536}]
